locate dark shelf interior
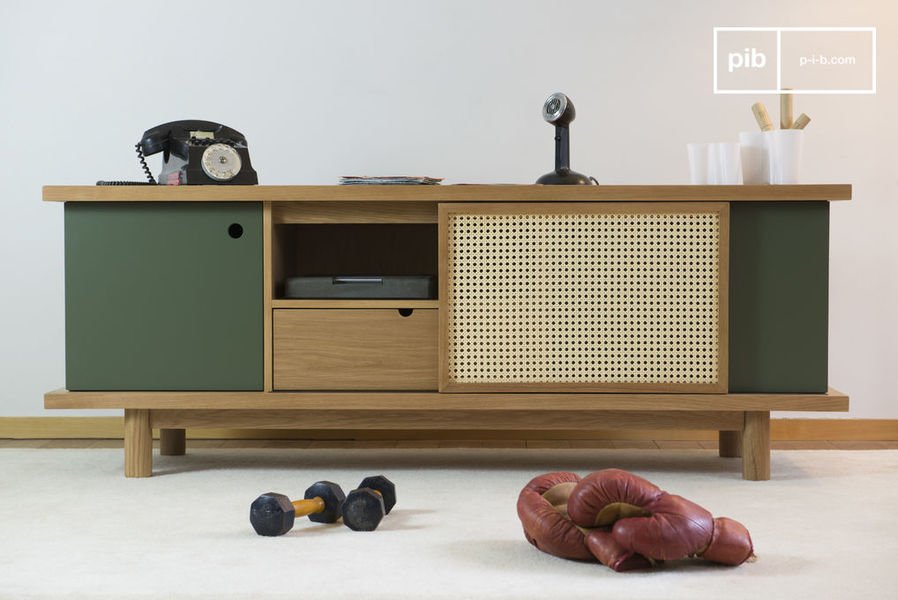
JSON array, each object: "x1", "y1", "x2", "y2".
[{"x1": 274, "y1": 223, "x2": 438, "y2": 298}]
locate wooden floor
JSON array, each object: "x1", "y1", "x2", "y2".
[{"x1": 2, "y1": 439, "x2": 897, "y2": 450}]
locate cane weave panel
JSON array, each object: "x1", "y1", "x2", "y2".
[{"x1": 446, "y1": 211, "x2": 721, "y2": 386}]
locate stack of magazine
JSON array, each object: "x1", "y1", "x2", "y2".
[{"x1": 339, "y1": 175, "x2": 443, "y2": 185}]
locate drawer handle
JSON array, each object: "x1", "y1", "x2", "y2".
[
  {"x1": 332, "y1": 276, "x2": 383, "y2": 285},
  {"x1": 398, "y1": 308, "x2": 414, "y2": 317},
  {"x1": 228, "y1": 223, "x2": 244, "y2": 239}
]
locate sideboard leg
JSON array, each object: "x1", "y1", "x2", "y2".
[
  {"x1": 160, "y1": 429, "x2": 186, "y2": 456},
  {"x1": 742, "y1": 411, "x2": 771, "y2": 481},
  {"x1": 124, "y1": 409, "x2": 153, "y2": 478},
  {"x1": 718, "y1": 430, "x2": 742, "y2": 457}
]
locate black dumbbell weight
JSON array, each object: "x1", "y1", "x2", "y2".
[
  {"x1": 342, "y1": 475, "x2": 397, "y2": 532},
  {"x1": 250, "y1": 480, "x2": 346, "y2": 536}
]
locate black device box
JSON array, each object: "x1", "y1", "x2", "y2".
[{"x1": 285, "y1": 275, "x2": 436, "y2": 299}]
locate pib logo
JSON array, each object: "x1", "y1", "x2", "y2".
[
  {"x1": 728, "y1": 48, "x2": 767, "y2": 72},
  {"x1": 715, "y1": 29, "x2": 778, "y2": 92},
  {"x1": 714, "y1": 27, "x2": 875, "y2": 94}
]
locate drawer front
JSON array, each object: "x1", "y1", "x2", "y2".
[{"x1": 273, "y1": 309, "x2": 438, "y2": 390}]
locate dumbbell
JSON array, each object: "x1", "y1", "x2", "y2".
[
  {"x1": 342, "y1": 475, "x2": 397, "y2": 532},
  {"x1": 250, "y1": 481, "x2": 345, "y2": 536}
]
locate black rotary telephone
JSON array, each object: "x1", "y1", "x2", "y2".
[{"x1": 98, "y1": 120, "x2": 258, "y2": 186}]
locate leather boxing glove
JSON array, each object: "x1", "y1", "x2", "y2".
[
  {"x1": 516, "y1": 471, "x2": 592, "y2": 560},
  {"x1": 567, "y1": 469, "x2": 754, "y2": 570}
]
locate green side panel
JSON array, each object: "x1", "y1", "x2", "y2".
[
  {"x1": 65, "y1": 202, "x2": 263, "y2": 390},
  {"x1": 729, "y1": 202, "x2": 828, "y2": 393}
]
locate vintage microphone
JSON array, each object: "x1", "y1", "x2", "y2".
[{"x1": 536, "y1": 93, "x2": 597, "y2": 185}]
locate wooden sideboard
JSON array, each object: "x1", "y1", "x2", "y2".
[{"x1": 44, "y1": 184, "x2": 851, "y2": 479}]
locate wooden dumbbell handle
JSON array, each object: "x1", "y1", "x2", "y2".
[{"x1": 292, "y1": 496, "x2": 326, "y2": 518}]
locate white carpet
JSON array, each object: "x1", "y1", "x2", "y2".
[{"x1": 1, "y1": 448, "x2": 897, "y2": 599}]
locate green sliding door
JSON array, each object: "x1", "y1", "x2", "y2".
[
  {"x1": 65, "y1": 202, "x2": 263, "y2": 390},
  {"x1": 729, "y1": 201, "x2": 829, "y2": 393}
]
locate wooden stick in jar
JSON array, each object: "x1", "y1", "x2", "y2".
[
  {"x1": 792, "y1": 113, "x2": 811, "y2": 130},
  {"x1": 751, "y1": 102, "x2": 774, "y2": 131},
  {"x1": 780, "y1": 89, "x2": 794, "y2": 129}
]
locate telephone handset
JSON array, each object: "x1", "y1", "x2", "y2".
[{"x1": 98, "y1": 120, "x2": 258, "y2": 186}]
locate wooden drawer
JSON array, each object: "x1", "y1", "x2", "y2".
[{"x1": 273, "y1": 309, "x2": 438, "y2": 390}]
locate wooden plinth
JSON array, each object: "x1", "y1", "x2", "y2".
[
  {"x1": 160, "y1": 429, "x2": 186, "y2": 456},
  {"x1": 123, "y1": 409, "x2": 152, "y2": 478},
  {"x1": 743, "y1": 411, "x2": 772, "y2": 480},
  {"x1": 719, "y1": 431, "x2": 743, "y2": 458}
]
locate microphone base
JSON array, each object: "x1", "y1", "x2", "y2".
[{"x1": 536, "y1": 169, "x2": 596, "y2": 185}]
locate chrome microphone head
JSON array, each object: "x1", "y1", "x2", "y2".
[{"x1": 542, "y1": 93, "x2": 576, "y2": 126}]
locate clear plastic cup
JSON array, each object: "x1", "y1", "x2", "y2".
[
  {"x1": 711, "y1": 142, "x2": 743, "y2": 184},
  {"x1": 739, "y1": 131, "x2": 769, "y2": 184},
  {"x1": 767, "y1": 129, "x2": 804, "y2": 184},
  {"x1": 687, "y1": 143, "x2": 710, "y2": 184}
]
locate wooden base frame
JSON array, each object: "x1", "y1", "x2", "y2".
[
  {"x1": 127, "y1": 409, "x2": 768, "y2": 478},
  {"x1": 55, "y1": 389, "x2": 847, "y2": 480}
]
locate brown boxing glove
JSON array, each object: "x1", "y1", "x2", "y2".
[
  {"x1": 582, "y1": 529, "x2": 654, "y2": 572},
  {"x1": 567, "y1": 469, "x2": 754, "y2": 570},
  {"x1": 516, "y1": 471, "x2": 592, "y2": 560}
]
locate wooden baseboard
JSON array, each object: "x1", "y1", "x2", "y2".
[{"x1": 1, "y1": 417, "x2": 897, "y2": 441}]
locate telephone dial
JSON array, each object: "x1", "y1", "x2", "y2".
[{"x1": 98, "y1": 120, "x2": 258, "y2": 185}]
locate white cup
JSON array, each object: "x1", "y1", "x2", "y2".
[
  {"x1": 767, "y1": 129, "x2": 804, "y2": 184},
  {"x1": 710, "y1": 142, "x2": 743, "y2": 184},
  {"x1": 688, "y1": 142, "x2": 743, "y2": 184},
  {"x1": 739, "y1": 131, "x2": 769, "y2": 184},
  {"x1": 687, "y1": 143, "x2": 710, "y2": 184}
]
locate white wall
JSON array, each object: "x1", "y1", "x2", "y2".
[{"x1": 1, "y1": 0, "x2": 895, "y2": 418}]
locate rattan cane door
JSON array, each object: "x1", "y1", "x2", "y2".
[{"x1": 438, "y1": 202, "x2": 729, "y2": 393}]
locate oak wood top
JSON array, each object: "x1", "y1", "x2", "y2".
[
  {"x1": 44, "y1": 388, "x2": 849, "y2": 412},
  {"x1": 42, "y1": 184, "x2": 852, "y2": 203}
]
